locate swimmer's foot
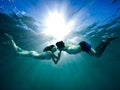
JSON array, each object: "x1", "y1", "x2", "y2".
[
  {"x1": 3, "y1": 33, "x2": 13, "y2": 40},
  {"x1": 102, "y1": 35, "x2": 119, "y2": 43},
  {"x1": 107, "y1": 35, "x2": 119, "y2": 42}
]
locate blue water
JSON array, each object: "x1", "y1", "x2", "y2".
[{"x1": 0, "y1": 0, "x2": 120, "y2": 90}]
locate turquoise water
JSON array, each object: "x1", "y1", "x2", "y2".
[{"x1": 0, "y1": 0, "x2": 120, "y2": 90}]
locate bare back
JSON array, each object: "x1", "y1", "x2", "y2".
[
  {"x1": 63, "y1": 44, "x2": 82, "y2": 54},
  {"x1": 33, "y1": 51, "x2": 52, "y2": 60}
]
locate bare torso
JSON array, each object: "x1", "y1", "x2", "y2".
[
  {"x1": 30, "y1": 51, "x2": 52, "y2": 60},
  {"x1": 63, "y1": 44, "x2": 82, "y2": 54}
]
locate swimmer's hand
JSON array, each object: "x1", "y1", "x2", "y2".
[{"x1": 57, "y1": 48, "x2": 62, "y2": 51}]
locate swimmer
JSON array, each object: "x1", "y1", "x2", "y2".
[
  {"x1": 56, "y1": 36, "x2": 118, "y2": 57},
  {"x1": 4, "y1": 33, "x2": 61, "y2": 64}
]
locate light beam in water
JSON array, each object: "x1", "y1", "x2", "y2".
[{"x1": 42, "y1": 11, "x2": 75, "y2": 41}]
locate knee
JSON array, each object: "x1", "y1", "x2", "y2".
[
  {"x1": 89, "y1": 48, "x2": 96, "y2": 56},
  {"x1": 16, "y1": 47, "x2": 23, "y2": 52}
]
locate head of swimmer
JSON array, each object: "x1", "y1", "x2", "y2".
[
  {"x1": 43, "y1": 45, "x2": 57, "y2": 52},
  {"x1": 56, "y1": 41, "x2": 65, "y2": 51}
]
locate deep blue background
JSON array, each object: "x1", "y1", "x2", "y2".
[{"x1": 0, "y1": 0, "x2": 120, "y2": 90}]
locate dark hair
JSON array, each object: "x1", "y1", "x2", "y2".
[
  {"x1": 56, "y1": 41, "x2": 65, "y2": 49},
  {"x1": 43, "y1": 45, "x2": 55, "y2": 52}
]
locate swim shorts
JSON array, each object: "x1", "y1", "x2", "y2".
[{"x1": 79, "y1": 41, "x2": 91, "y2": 53}]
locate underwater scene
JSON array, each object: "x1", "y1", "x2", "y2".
[{"x1": 0, "y1": 0, "x2": 120, "y2": 90}]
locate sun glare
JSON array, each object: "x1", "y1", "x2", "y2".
[{"x1": 42, "y1": 11, "x2": 75, "y2": 41}]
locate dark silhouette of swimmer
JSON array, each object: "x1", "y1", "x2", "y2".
[
  {"x1": 56, "y1": 36, "x2": 118, "y2": 57},
  {"x1": 4, "y1": 33, "x2": 61, "y2": 64}
]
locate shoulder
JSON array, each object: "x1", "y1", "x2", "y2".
[
  {"x1": 66, "y1": 44, "x2": 78, "y2": 47},
  {"x1": 67, "y1": 44, "x2": 80, "y2": 49}
]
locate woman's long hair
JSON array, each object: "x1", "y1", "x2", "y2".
[{"x1": 43, "y1": 45, "x2": 55, "y2": 52}]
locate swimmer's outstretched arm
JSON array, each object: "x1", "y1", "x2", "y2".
[
  {"x1": 4, "y1": 33, "x2": 40, "y2": 58},
  {"x1": 51, "y1": 50, "x2": 62, "y2": 64}
]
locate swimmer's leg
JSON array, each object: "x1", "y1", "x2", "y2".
[
  {"x1": 80, "y1": 36, "x2": 118, "y2": 57},
  {"x1": 88, "y1": 36, "x2": 119, "y2": 57},
  {"x1": 4, "y1": 33, "x2": 25, "y2": 53},
  {"x1": 4, "y1": 33, "x2": 40, "y2": 57},
  {"x1": 95, "y1": 36, "x2": 118, "y2": 57}
]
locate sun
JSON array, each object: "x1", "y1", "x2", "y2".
[{"x1": 42, "y1": 11, "x2": 75, "y2": 41}]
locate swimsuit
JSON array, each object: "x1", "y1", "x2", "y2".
[{"x1": 79, "y1": 41, "x2": 91, "y2": 53}]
